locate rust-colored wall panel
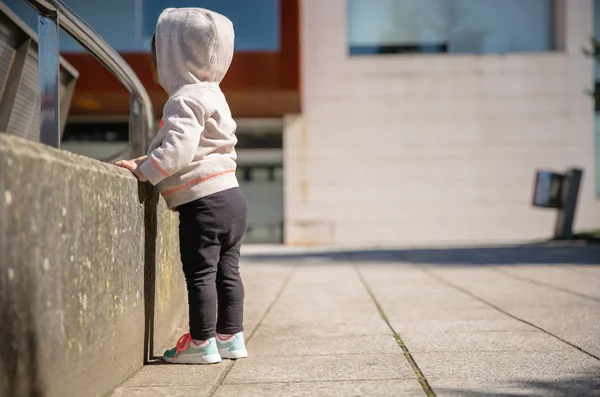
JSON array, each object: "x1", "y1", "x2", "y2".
[{"x1": 63, "y1": 0, "x2": 300, "y2": 119}]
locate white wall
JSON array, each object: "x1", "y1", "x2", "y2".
[{"x1": 285, "y1": 0, "x2": 600, "y2": 246}]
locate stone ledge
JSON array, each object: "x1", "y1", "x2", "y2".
[{"x1": 0, "y1": 134, "x2": 185, "y2": 397}]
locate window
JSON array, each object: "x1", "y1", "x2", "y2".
[
  {"x1": 4, "y1": 0, "x2": 280, "y2": 53},
  {"x1": 143, "y1": 0, "x2": 280, "y2": 52},
  {"x1": 348, "y1": 0, "x2": 554, "y2": 55},
  {"x1": 3, "y1": 0, "x2": 140, "y2": 52}
]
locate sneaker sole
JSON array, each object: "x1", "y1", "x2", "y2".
[
  {"x1": 163, "y1": 352, "x2": 222, "y2": 364},
  {"x1": 219, "y1": 348, "x2": 248, "y2": 360}
]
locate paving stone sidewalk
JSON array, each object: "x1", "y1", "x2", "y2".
[{"x1": 112, "y1": 243, "x2": 600, "y2": 397}]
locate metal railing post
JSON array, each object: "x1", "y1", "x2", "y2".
[
  {"x1": 22, "y1": 0, "x2": 155, "y2": 159},
  {"x1": 130, "y1": 95, "x2": 144, "y2": 158},
  {"x1": 38, "y1": 11, "x2": 60, "y2": 148},
  {"x1": 554, "y1": 169, "x2": 583, "y2": 240}
]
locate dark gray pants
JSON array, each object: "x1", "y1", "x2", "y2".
[{"x1": 177, "y1": 187, "x2": 247, "y2": 340}]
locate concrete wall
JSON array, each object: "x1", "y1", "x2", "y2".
[
  {"x1": 0, "y1": 135, "x2": 186, "y2": 397},
  {"x1": 285, "y1": 0, "x2": 600, "y2": 245}
]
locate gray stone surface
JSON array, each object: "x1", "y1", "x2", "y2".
[
  {"x1": 110, "y1": 246, "x2": 600, "y2": 396},
  {"x1": 257, "y1": 264, "x2": 391, "y2": 335},
  {"x1": 415, "y1": 350, "x2": 600, "y2": 381},
  {"x1": 258, "y1": 309, "x2": 391, "y2": 336},
  {"x1": 495, "y1": 265, "x2": 600, "y2": 300},
  {"x1": 431, "y1": 378, "x2": 600, "y2": 397},
  {"x1": 356, "y1": 264, "x2": 489, "y2": 320},
  {"x1": 0, "y1": 135, "x2": 186, "y2": 397},
  {"x1": 427, "y1": 266, "x2": 600, "y2": 357},
  {"x1": 248, "y1": 333, "x2": 401, "y2": 356},
  {"x1": 3, "y1": 206, "x2": 595, "y2": 397},
  {"x1": 508, "y1": 304, "x2": 600, "y2": 358},
  {"x1": 111, "y1": 261, "x2": 295, "y2": 397},
  {"x1": 355, "y1": 257, "x2": 600, "y2": 395},
  {"x1": 429, "y1": 267, "x2": 589, "y2": 309},
  {"x1": 214, "y1": 380, "x2": 426, "y2": 397},
  {"x1": 214, "y1": 261, "x2": 420, "y2": 388},
  {"x1": 397, "y1": 318, "x2": 533, "y2": 333},
  {"x1": 119, "y1": 365, "x2": 224, "y2": 388},
  {"x1": 401, "y1": 329, "x2": 569, "y2": 352},
  {"x1": 112, "y1": 386, "x2": 208, "y2": 397},
  {"x1": 224, "y1": 354, "x2": 415, "y2": 384},
  {"x1": 568, "y1": 265, "x2": 600, "y2": 279},
  {"x1": 239, "y1": 263, "x2": 295, "y2": 325}
]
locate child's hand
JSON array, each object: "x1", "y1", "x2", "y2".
[{"x1": 116, "y1": 156, "x2": 148, "y2": 182}]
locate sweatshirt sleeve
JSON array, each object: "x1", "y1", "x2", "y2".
[{"x1": 139, "y1": 96, "x2": 206, "y2": 186}]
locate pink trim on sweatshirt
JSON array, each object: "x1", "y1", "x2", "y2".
[
  {"x1": 150, "y1": 157, "x2": 170, "y2": 177},
  {"x1": 162, "y1": 170, "x2": 235, "y2": 197}
]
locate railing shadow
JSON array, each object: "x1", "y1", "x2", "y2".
[
  {"x1": 0, "y1": 265, "x2": 43, "y2": 397},
  {"x1": 137, "y1": 182, "x2": 158, "y2": 364}
]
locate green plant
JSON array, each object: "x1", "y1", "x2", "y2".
[{"x1": 583, "y1": 37, "x2": 600, "y2": 109}]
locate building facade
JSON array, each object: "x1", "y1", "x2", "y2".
[
  {"x1": 5, "y1": 0, "x2": 600, "y2": 245},
  {"x1": 286, "y1": 0, "x2": 600, "y2": 245}
]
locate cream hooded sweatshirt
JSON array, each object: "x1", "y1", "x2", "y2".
[{"x1": 139, "y1": 8, "x2": 238, "y2": 209}]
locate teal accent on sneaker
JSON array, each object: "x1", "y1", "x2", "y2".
[
  {"x1": 163, "y1": 334, "x2": 221, "y2": 364},
  {"x1": 217, "y1": 332, "x2": 248, "y2": 359}
]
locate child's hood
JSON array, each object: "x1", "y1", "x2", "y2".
[{"x1": 155, "y1": 8, "x2": 235, "y2": 95}]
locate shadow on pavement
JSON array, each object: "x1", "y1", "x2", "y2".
[
  {"x1": 243, "y1": 243, "x2": 600, "y2": 266},
  {"x1": 436, "y1": 372, "x2": 600, "y2": 397}
]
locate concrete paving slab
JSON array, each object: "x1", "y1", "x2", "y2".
[
  {"x1": 257, "y1": 311, "x2": 391, "y2": 335},
  {"x1": 118, "y1": 364, "x2": 224, "y2": 388},
  {"x1": 110, "y1": 247, "x2": 600, "y2": 397},
  {"x1": 111, "y1": 386, "x2": 210, "y2": 397},
  {"x1": 495, "y1": 265, "x2": 600, "y2": 301},
  {"x1": 272, "y1": 298, "x2": 378, "y2": 313},
  {"x1": 413, "y1": 351, "x2": 600, "y2": 381},
  {"x1": 259, "y1": 263, "x2": 391, "y2": 335},
  {"x1": 265, "y1": 305, "x2": 381, "y2": 320},
  {"x1": 247, "y1": 333, "x2": 401, "y2": 356},
  {"x1": 213, "y1": 380, "x2": 426, "y2": 397},
  {"x1": 376, "y1": 293, "x2": 489, "y2": 315},
  {"x1": 508, "y1": 304, "x2": 600, "y2": 358},
  {"x1": 425, "y1": 266, "x2": 600, "y2": 357},
  {"x1": 429, "y1": 267, "x2": 589, "y2": 309},
  {"x1": 387, "y1": 307, "x2": 519, "y2": 323},
  {"x1": 401, "y1": 329, "x2": 569, "y2": 352},
  {"x1": 430, "y1": 377, "x2": 600, "y2": 397},
  {"x1": 223, "y1": 354, "x2": 415, "y2": 384},
  {"x1": 395, "y1": 318, "x2": 534, "y2": 334},
  {"x1": 357, "y1": 266, "x2": 490, "y2": 318},
  {"x1": 568, "y1": 265, "x2": 600, "y2": 280},
  {"x1": 371, "y1": 284, "x2": 487, "y2": 315},
  {"x1": 280, "y1": 284, "x2": 373, "y2": 308},
  {"x1": 111, "y1": 261, "x2": 293, "y2": 397},
  {"x1": 242, "y1": 265, "x2": 294, "y2": 297}
]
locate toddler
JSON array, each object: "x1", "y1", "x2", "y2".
[{"x1": 117, "y1": 7, "x2": 247, "y2": 364}]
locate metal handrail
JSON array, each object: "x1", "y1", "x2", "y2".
[{"x1": 22, "y1": 0, "x2": 154, "y2": 159}]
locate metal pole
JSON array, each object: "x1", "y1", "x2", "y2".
[
  {"x1": 38, "y1": 11, "x2": 60, "y2": 148},
  {"x1": 554, "y1": 168, "x2": 583, "y2": 240},
  {"x1": 130, "y1": 95, "x2": 145, "y2": 157},
  {"x1": 24, "y1": 0, "x2": 155, "y2": 157}
]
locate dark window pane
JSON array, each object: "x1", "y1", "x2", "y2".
[
  {"x1": 348, "y1": 0, "x2": 553, "y2": 56},
  {"x1": 348, "y1": 0, "x2": 449, "y2": 54},
  {"x1": 144, "y1": 0, "x2": 279, "y2": 52},
  {"x1": 3, "y1": 0, "x2": 140, "y2": 52},
  {"x1": 236, "y1": 133, "x2": 282, "y2": 149},
  {"x1": 63, "y1": 123, "x2": 129, "y2": 142},
  {"x1": 450, "y1": 0, "x2": 553, "y2": 54}
]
